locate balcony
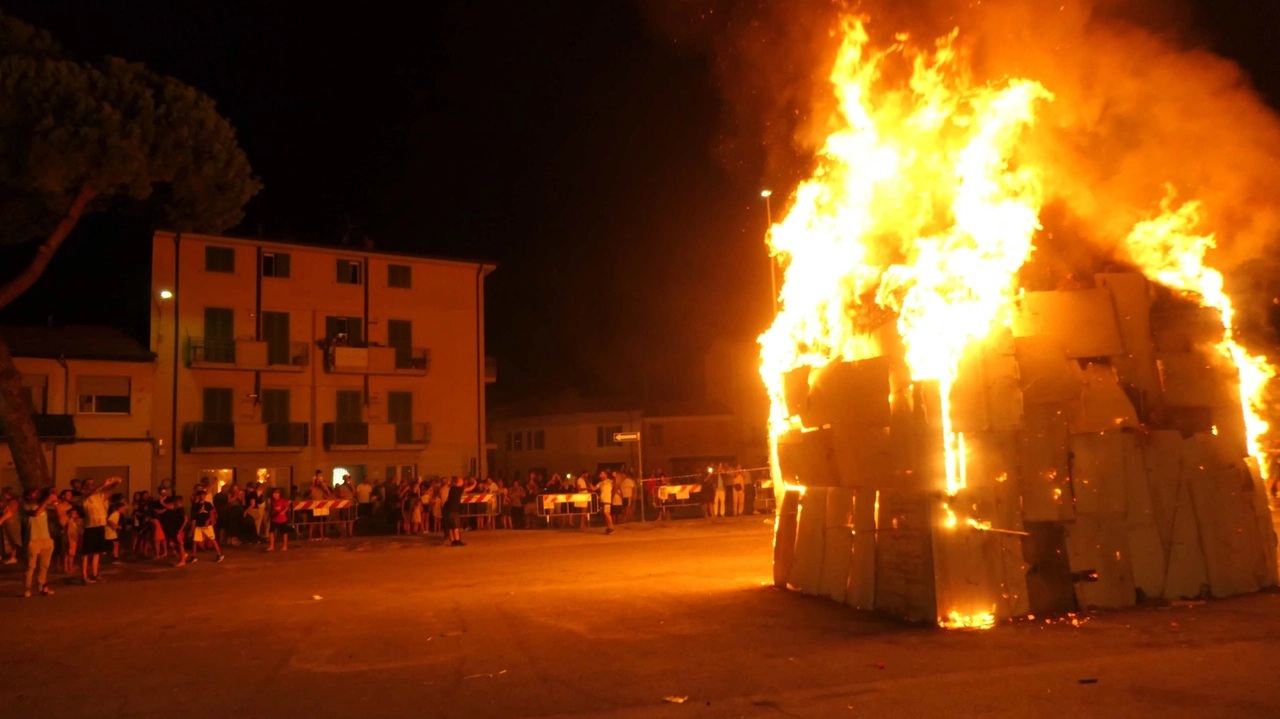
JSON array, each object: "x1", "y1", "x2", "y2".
[
  {"x1": 324, "y1": 343, "x2": 430, "y2": 375},
  {"x1": 184, "y1": 421, "x2": 234, "y2": 450},
  {"x1": 485, "y1": 356, "x2": 497, "y2": 383},
  {"x1": 266, "y1": 342, "x2": 310, "y2": 372},
  {"x1": 185, "y1": 422, "x2": 308, "y2": 452},
  {"x1": 0, "y1": 414, "x2": 76, "y2": 442},
  {"x1": 188, "y1": 337, "x2": 237, "y2": 366},
  {"x1": 323, "y1": 422, "x2": 430, "y2": 450},
  {"x1": 189, "y1": 338, "x2": 309, "y2": 372},
  {"x1": 267, "y1": 422, "x2": 309, "y2": 448}
]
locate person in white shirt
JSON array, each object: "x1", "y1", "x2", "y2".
[
  {"x1": 620, "y1": 473, "x2": 637, "y2": 522},
  {"x1": 593, "y1": 471, "x2": 615, "y2": 535},
  {"x1": 575, "y1": 474, "x2": 590, "y2": 528},
  {"x1": 732, "y1": 468, "x2": 746, "y2": 516},
  {"x1": 79, "y1": 477, "x2": 121, "y2": 584}
]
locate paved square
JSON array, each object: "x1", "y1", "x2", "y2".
[{"x1": 2, "y1": 517, "x2": 1279, "y2": 718}]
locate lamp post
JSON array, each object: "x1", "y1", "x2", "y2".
[{"x1": 761, "y1": 190, "x2": 777, "y2": 313}]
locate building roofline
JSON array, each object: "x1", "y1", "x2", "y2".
[{"x1": 155, "y1": 230, "x2": 497, "y2": 273}]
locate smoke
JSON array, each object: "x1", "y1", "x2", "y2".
[{"x1": 642, "y1": 0, "x2": 1280, "y2": 282}]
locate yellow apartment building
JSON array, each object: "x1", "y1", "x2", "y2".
[
  {"x1": 0, "y1": 326, "x2": 156, "y2": 496},
  {"x1": 150, "y1": 231, "x2": 495, "y2": 497}
]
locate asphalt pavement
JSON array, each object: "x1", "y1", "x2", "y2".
[{"x1": 2, "y1": 514, "x2": 1279, "y2": 718}]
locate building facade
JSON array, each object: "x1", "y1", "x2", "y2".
[
  {"x1": 150, "y1": 231, "x2": 494, "y2": 497},
  {"x1": 489, "y1": 402, "x2": 752, "y2": 482},
  {"x1": 0, "y1": 326, "x2": 156, "y2": 497}
]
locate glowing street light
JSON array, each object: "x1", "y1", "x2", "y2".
[{"x1": 158, "y1": 289, "x2": 174, "y2": 300}]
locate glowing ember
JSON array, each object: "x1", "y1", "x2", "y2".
[{"x1": 939, "y1": 611, "x2": 996, "y2": 630}]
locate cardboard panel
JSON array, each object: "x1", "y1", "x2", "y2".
[
  {"x1": 789, "y1": 487, "x2": 828, "y2": 595},
  {"x1": 1023, "y1": 522, "x2": 1079, "y2": 615},
  {"x1": 772, "y1": 490, "x2": 800, "y2": 589},
  {"x1": 949, "y1": 345, "x2": 989, "y2": 433},
  {"x1": 830, "y1": 424, "x2": 895, "y2": 489},
  {"x1": 846, "y1": 489, "x2": 877, "y2": 610},
  {"x1": 933, "y1": 502, "x2": 1006, "y2": 622},
  {"x1": 985, "y1": 353, "x2": 1025, "y2": 431},
  {"x1": 1244, "y1": 458, "x2": 1280, "y2": 588},
  {"x1": 1064, "y1": 517, "x2": 1137, "y2": 609},
  {"x1": 1184, "y1": 438, "x2": 1262, "y2": 598},
  {"x1": 776, "y1": 428, "x2": 840, "y2": 487},
  {"x1": 1156, "y1": 351, "x2": 1238, "y2": 408},
  {"x1": 805, "y1": 358, "x2": 891, "y2": 429},
  {"x1": 1095, "y1": 273, "x2": 1162, "y2": 404},
  {"x1": 818, "y1": 488, "x2": 856, "y2": 603},
  {"x1": 1019, "y1": 404, "x2": 1074, "y2": 522},
  {"x1": 1069, "y1": 431, "x2": 1127, "y2": 517},
  {"x1": 1150, "y1": 301, "x2": 1225, "y2": 353},
  {"x1": 1015, "y1": 288, "x2": 1125, "y2": 358},
  {"x1": 1163, "y1": 476, "x2": 1209, "y2": 600},
  {"x1": 1141, "y1": 430, "x2": 1183, "y2": 555},
  {"x1": 1014, "y1": 336, "x2": 1084, "y2": 406},
  {"x1": 1120, "y1": 432, "x2": 1165, "y2": 600},
  {"x1": 1067, "y1": 363, "x2": 1140, "y2": 434},
  {"x1": 874, "y1": 490, "x2": 936, "y2": 622}
]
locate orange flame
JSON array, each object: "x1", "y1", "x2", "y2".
[
  {"x1": 759, "y1": 17, "x2": 1051, "y2": 496},
  {"x1": 1123, "y1": 190, "x2": 1275, "y2": 478}
]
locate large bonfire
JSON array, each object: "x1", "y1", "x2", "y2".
[{"x1": 758, "y1": 11, "x2": 1278, "y2": 627}]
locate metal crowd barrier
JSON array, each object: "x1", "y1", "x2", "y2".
[
  {"x1": 458, "y1": 492, "x2": 504, "y2": 527},
  {"x1": 754, "y1": 477, "x2": 777, "y2": 513},
  {"x1": 289, "y1": 499, "x2": 356, "y2": 534},
  {"x1": 534, "y1": 492, "x2": 600, "y2": 526},
  {"x1": 655, "y1": 484, "x2": 704, "y2": 508}
]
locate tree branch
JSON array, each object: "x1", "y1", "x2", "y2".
[{"x1": 0, "y1": 185, "x2": 97, "y2": 311}]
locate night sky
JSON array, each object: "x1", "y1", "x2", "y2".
[{"x1": 0, "y1": 1, "x2": 1276, "y2": 406}]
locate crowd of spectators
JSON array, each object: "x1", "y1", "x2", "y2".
[{"x1": 0, "y1": 464, "x2": 766, "y2": 597}]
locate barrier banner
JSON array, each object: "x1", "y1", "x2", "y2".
[
  {"x1": 293, "y1": 500, "x2": 353, "y2": 510},
  {"x1": 658, "y1": 484, "x2": 702, "y2": 501},
  {"x1": 539, "y1": 493, "x2": 592, "y2": 511},
  {"x1": 461, "y1": 493, "x2": 498, "y2": 504}
]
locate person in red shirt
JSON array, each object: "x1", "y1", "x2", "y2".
[{"x1": 266, "y1": 488, "x2": 291, "y2": 552}]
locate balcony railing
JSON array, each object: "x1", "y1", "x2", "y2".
[
  {"x1": 267, "y1": 341, "x2": 311, "y2": 369},
  {"x1": 325, "y1": 344, "x2": 430, "y2": 375},
  {"x1": 323, "y1": 422, "x2": 369, "y2": 448},
  {"x1": 185, "y1": 422, "x2": 234, "y2": 450},
  {"x1": 266, "y1": 422, "x2": 308, "y2": 447},
  {"x1": 393, "y1": 346, "x2": 430, "y2": 371},
  {"x1": 188, "y1": 337, "x2": 236, "y2": 365},
  {"x1": 0, "y1": 414, "x2": 76, "y2": 441},
  {"x1": 394, "y1": 421, "x2": 431, "y2": 445}
]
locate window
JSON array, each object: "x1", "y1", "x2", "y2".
[
  {"x1": 202, "y1": 387, "x2": 233, "y2": 423},
  {"x1": 261, "y1": 389, "x2": 290, "y2": 424},
  {"x1": 337, "y1": 259, "x2": 362, "y2": 284},
  {"x1": 597, "y1": 425, "x2": 623, "y2": 447},
  {"x1": 387, "y1": 319, "x2": 413, "y2": 368},
  {"x1": 263, "y1": 311, "x2": 291, "y2": 365},
  {"x1": 532, "y1": 429, "x2": 545, "y2": 450},
  {"x1": 513, "y1": 431, "x2": 523, "y2": 451},
  {"x1": 77, "y1": 376, "x2": 131, "y2": 414},
  {"x1": 325, "y1": 316, "x2": 364, "y2": 346},
  {"x1": 650, "y1": 423, "x2": 664, "y2": 447},
  {"x1": 388, "y1": 264, "x2": 412, "y2": 288},
  {"x1": 386, "y1": 464, "x2": 416, "y2": 482},
  {"x1": 262, "y1": 252, "x2": 291, "y2": 278},
  {"x1": 205, "y1": 246, "x2": 235, "y2": 273},
  {"x1": 336, "y1": 390, "x2": 363, "y2": 423},
  {"x1": 388, "y1": 391, "x2": 413, "y2": 443},
  {"x1": 202, "y1": 307, "x2": 235, "y2": 363},
  {"x1": 21, "y1": 374, "x2": 47, "y2": 415}
]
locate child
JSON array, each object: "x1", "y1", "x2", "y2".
[
  {"x1": 106, "y1": 497, "x2": 124, "y2": 561},
  {"x1": 63, "y1": 508, "x2": 82, "y2": 574},
  {"x1": 190, "y1": 490, "x2": 224, "y2": 562},
  {"x1": 266, "y1": 488, "x2": 291, "y2": 551}
]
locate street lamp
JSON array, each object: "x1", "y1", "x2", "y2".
[
  {"x1": 761, "y1": 190, "x2": 777, "y2": 313},
  {"x1": 158, "y1": 289, "x2": 173, "y2": 300}
]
